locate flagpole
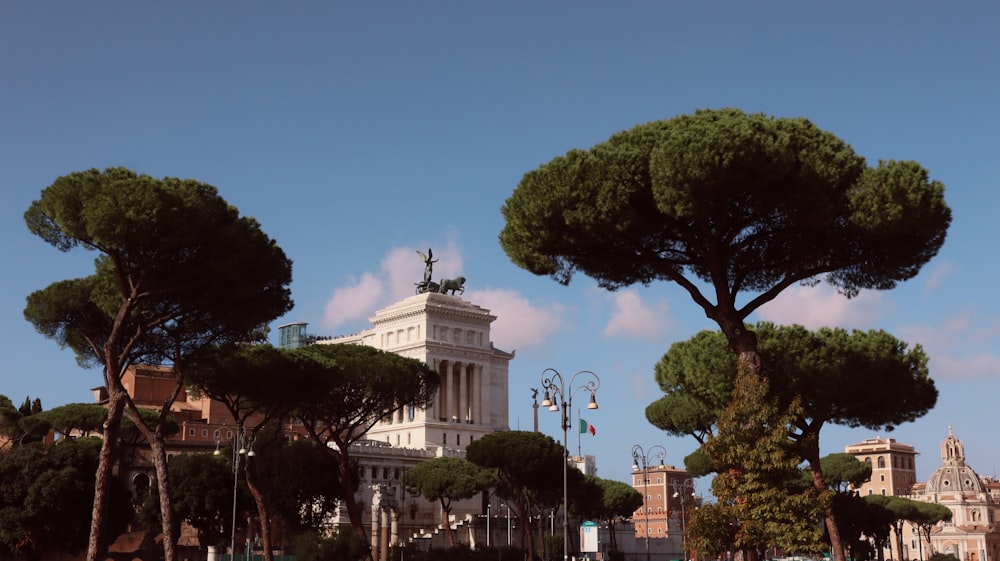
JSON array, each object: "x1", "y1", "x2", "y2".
[{"x1": 577, "y1": 411, "x2": 582, "y2": 457}]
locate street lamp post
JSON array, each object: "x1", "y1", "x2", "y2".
[
  {"x1": 540, "y1": 368, "x2": 600, "y2": 561},
  {"x1": 215, "y1": 426, "x2": 254, "y2": 560},
  {"x1": 632, "y1": 444, "x2": 666, "y2": 561},
  {"x1": 671, "y1": 479, "x2": 696, "y2": 561}
]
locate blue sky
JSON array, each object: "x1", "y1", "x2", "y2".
[{"x1": 2, "y1": 2, "x2": 998, "y2": 487}]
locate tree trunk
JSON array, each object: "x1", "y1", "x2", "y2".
[
  {"x1": 337, "y1": 447, "x2": 373, "y2": 561},
  {"x1": 517, "y1": 492, "x2": 537, "y2": 561},
  {"x1": 808, "y1": 468, "x2": 845, "y2": 561},
  {"x1": 442, "y1": 504, "x2": 455, "y2": 546},
  {"x1": 802, "y1": 430, "x2": 846, "y2": 561},
  {"x1": 149, "y1": 433, "x2": 178, "y2": 561},
  {"x1": 86, "y1": 387, "x2": 126, "y2": 561},
  {"x1": 245, "y1": 463, "x2": 275, "y2": 561}
]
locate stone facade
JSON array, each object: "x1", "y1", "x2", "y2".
[
  {"x1": 844, "y1": 436, "x2": 920, "y2": 497},
  {"x1": 630, "y1": 461, "x2": 697, "y2": 560},
  {"x1": 315, "y1": 291, "x2": 512, "y2": 451},
  {"x1": 847, "y1": 430, "x2": 1000, "y2": 561}
]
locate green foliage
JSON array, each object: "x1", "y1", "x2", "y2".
[
  {"x1": 294, "y1": 343, "x2": 441, "y2": 441},
  {"x1": 258, "y1": 439, "x2": 343, "y2": 533},
  {"x1": 572, "y1": 475, "x2": 641, "y2": 556},
  {"x1": 290, "y1": 343, "x2": 440, "y2": 538},
  {"x1": 404, "y1": 457, "x2": 493, "y2": 505},
  {"x1": 500, "y1": 108, "x2": 950, "y2": 316},
  {"x1": 290, "y1": 529, "x2": 369, "y2": 561},
  {"x1": 23, "y1": 166, "x2": 295, "y2": 560},
  {"x1": 403, "y1": 457, "x2": 492, "y2": 545},
  {"x1": 466, "y1": 431, "x2": 569, "y2": 560},
  {"x1": 703, "y1": 369, "x2": 827, "y2": 557},
  {"x1": 24, "y1": 167, "x2": 294, "y2": 368},
  {"x1": 928, "y1": 553, "x2": 960, "y2": 561},
  {"x1": 648, "y1": 323, "x2": 934, "y2": 561},
  {"x1": 0, "y1": 438, "x2": 130, "y2": 559},
  {"x1": 140, "y1": 452, "x2": 236, "y2": 547},
  {"x1": 830, "y1": 492, "x2": 893, "y2": 561},
  {"x1": 32, "y1": 403, "x2": 106, "y2": 438},
  {"x1": 647, "y1": 323, "x2": 936, "y2": 449},
  {"x1": 0, "y1": 395, "x2": 48, "y2": 446},
  {"x1": 819, "y1": 454, "x2": 872, "y2": 492}
]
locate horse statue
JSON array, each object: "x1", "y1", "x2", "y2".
[{"x1": 437, "y1": 276, "x2": 466, "y2": 295}]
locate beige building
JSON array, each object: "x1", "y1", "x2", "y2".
[
  {"x1": 844, "y1": 435, "x2": 919, "y2": 496},
  {"x1": 312, "y1": 291, "x2": 513, "y2": 451},
  {"x1": 847, "y1": 430, "x2": 1000, "y2": 561}
]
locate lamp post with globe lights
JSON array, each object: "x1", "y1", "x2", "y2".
[
  {"x1": 670, "y1": 478, "x2": 697, "y2": 561},
  {"x1": 540, "y1": 368, "x2": 600, "y2": 561},
  {"x1": 214, "y1": 425, "x2": 254, "y2": 560},
  {"x1": 632, "y1": 444, "x2": 666, "y2": 561}
]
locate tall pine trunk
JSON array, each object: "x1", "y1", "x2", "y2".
[
  {"x1": 149, "y1": 433, "x2": 178, "y2": 561},
  {"x1": 336, "y1": 445, "x2": 374, "y2": 561},
  {"x1": 245, "y1": 461, "x2": 275, "y2": 561},
  {"x1": 86, "y1": 387, "x2": 126, "y2": 561}
]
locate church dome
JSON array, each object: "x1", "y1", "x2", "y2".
[{"x1": 924, "y1": 427, "x2": 988, "y2": 495}]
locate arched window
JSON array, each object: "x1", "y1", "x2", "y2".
[{"x1": 877, "y1": 456, "x2": 886, "y2": 468}]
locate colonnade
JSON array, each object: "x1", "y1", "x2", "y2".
[{"x1": 430, "y1": 359, "x2": 485, "y2": 425}]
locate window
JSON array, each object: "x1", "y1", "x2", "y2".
[
  {"x1": 878, "y1": 456, "x2": 886, "y2": 468},
  {"x1": 880, "y1": 474, "x2": 885, "y2": 482},
  {"x1": 188, "y1": 428, "x2": 196, "y2": 436},
  {"x1": 443, "y1": 434, "x2": 448, "y2": 445},
  {"x1": 202, "y1": 429, "x2": 209, "y2": 437}
]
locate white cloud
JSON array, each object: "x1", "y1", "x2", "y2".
[
  {"x1": 923, "y1": 261, "x2": 955, "y2": 293},
  {"x1": 754, "y1": 284, "x2": 886, "y2": 330},
  {"x1": 321, "y1": 240, "x2": 466, "y2": 330},
  {"x1": 321, "y1": 273, "x2": 384, "y2": 330},
  {"x1": 467, "y1": 288, "x2": 566, "y2": 352},
  {"x1": 927, "y1": 354, "x2": 1000, "y2": 380},
  {"x1": 603, "y1": 290, "x2": 671, "y2": 341},
  {"x1": 898, "y1": 312, "x2": 1000, "y2": 381}
]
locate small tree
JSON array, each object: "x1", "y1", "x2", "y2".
[
  {"x1": 187, "y1": 343, "x2": 331, "y2": 561},
  {"x1": 293, "y1": 343, "x2": 439, "y2": 557},
  {"x1": 257, "y1": 439, "x2": 343, "y2": 535},
  {"x1": 912, "y1": 502, "x2": 952, "y2": 559},
  {"x1": 403, "y1": 457, "x2": 492, "y2": 546},
  {"x1": 646, "y1": 323, "x2": 935, "y2": 559},
  {"x1": 466, "y1": 431, "x2": 569, "y2": 561},
  {"x1": 574, "y1": 475, "x2": 642, "y2": 557},
  {"x1": 702, "y1": 365, "x2": 827, "y2": 559},
  {"x1": 140, "y1": 452, "x2": 235, "y2": 548}
]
